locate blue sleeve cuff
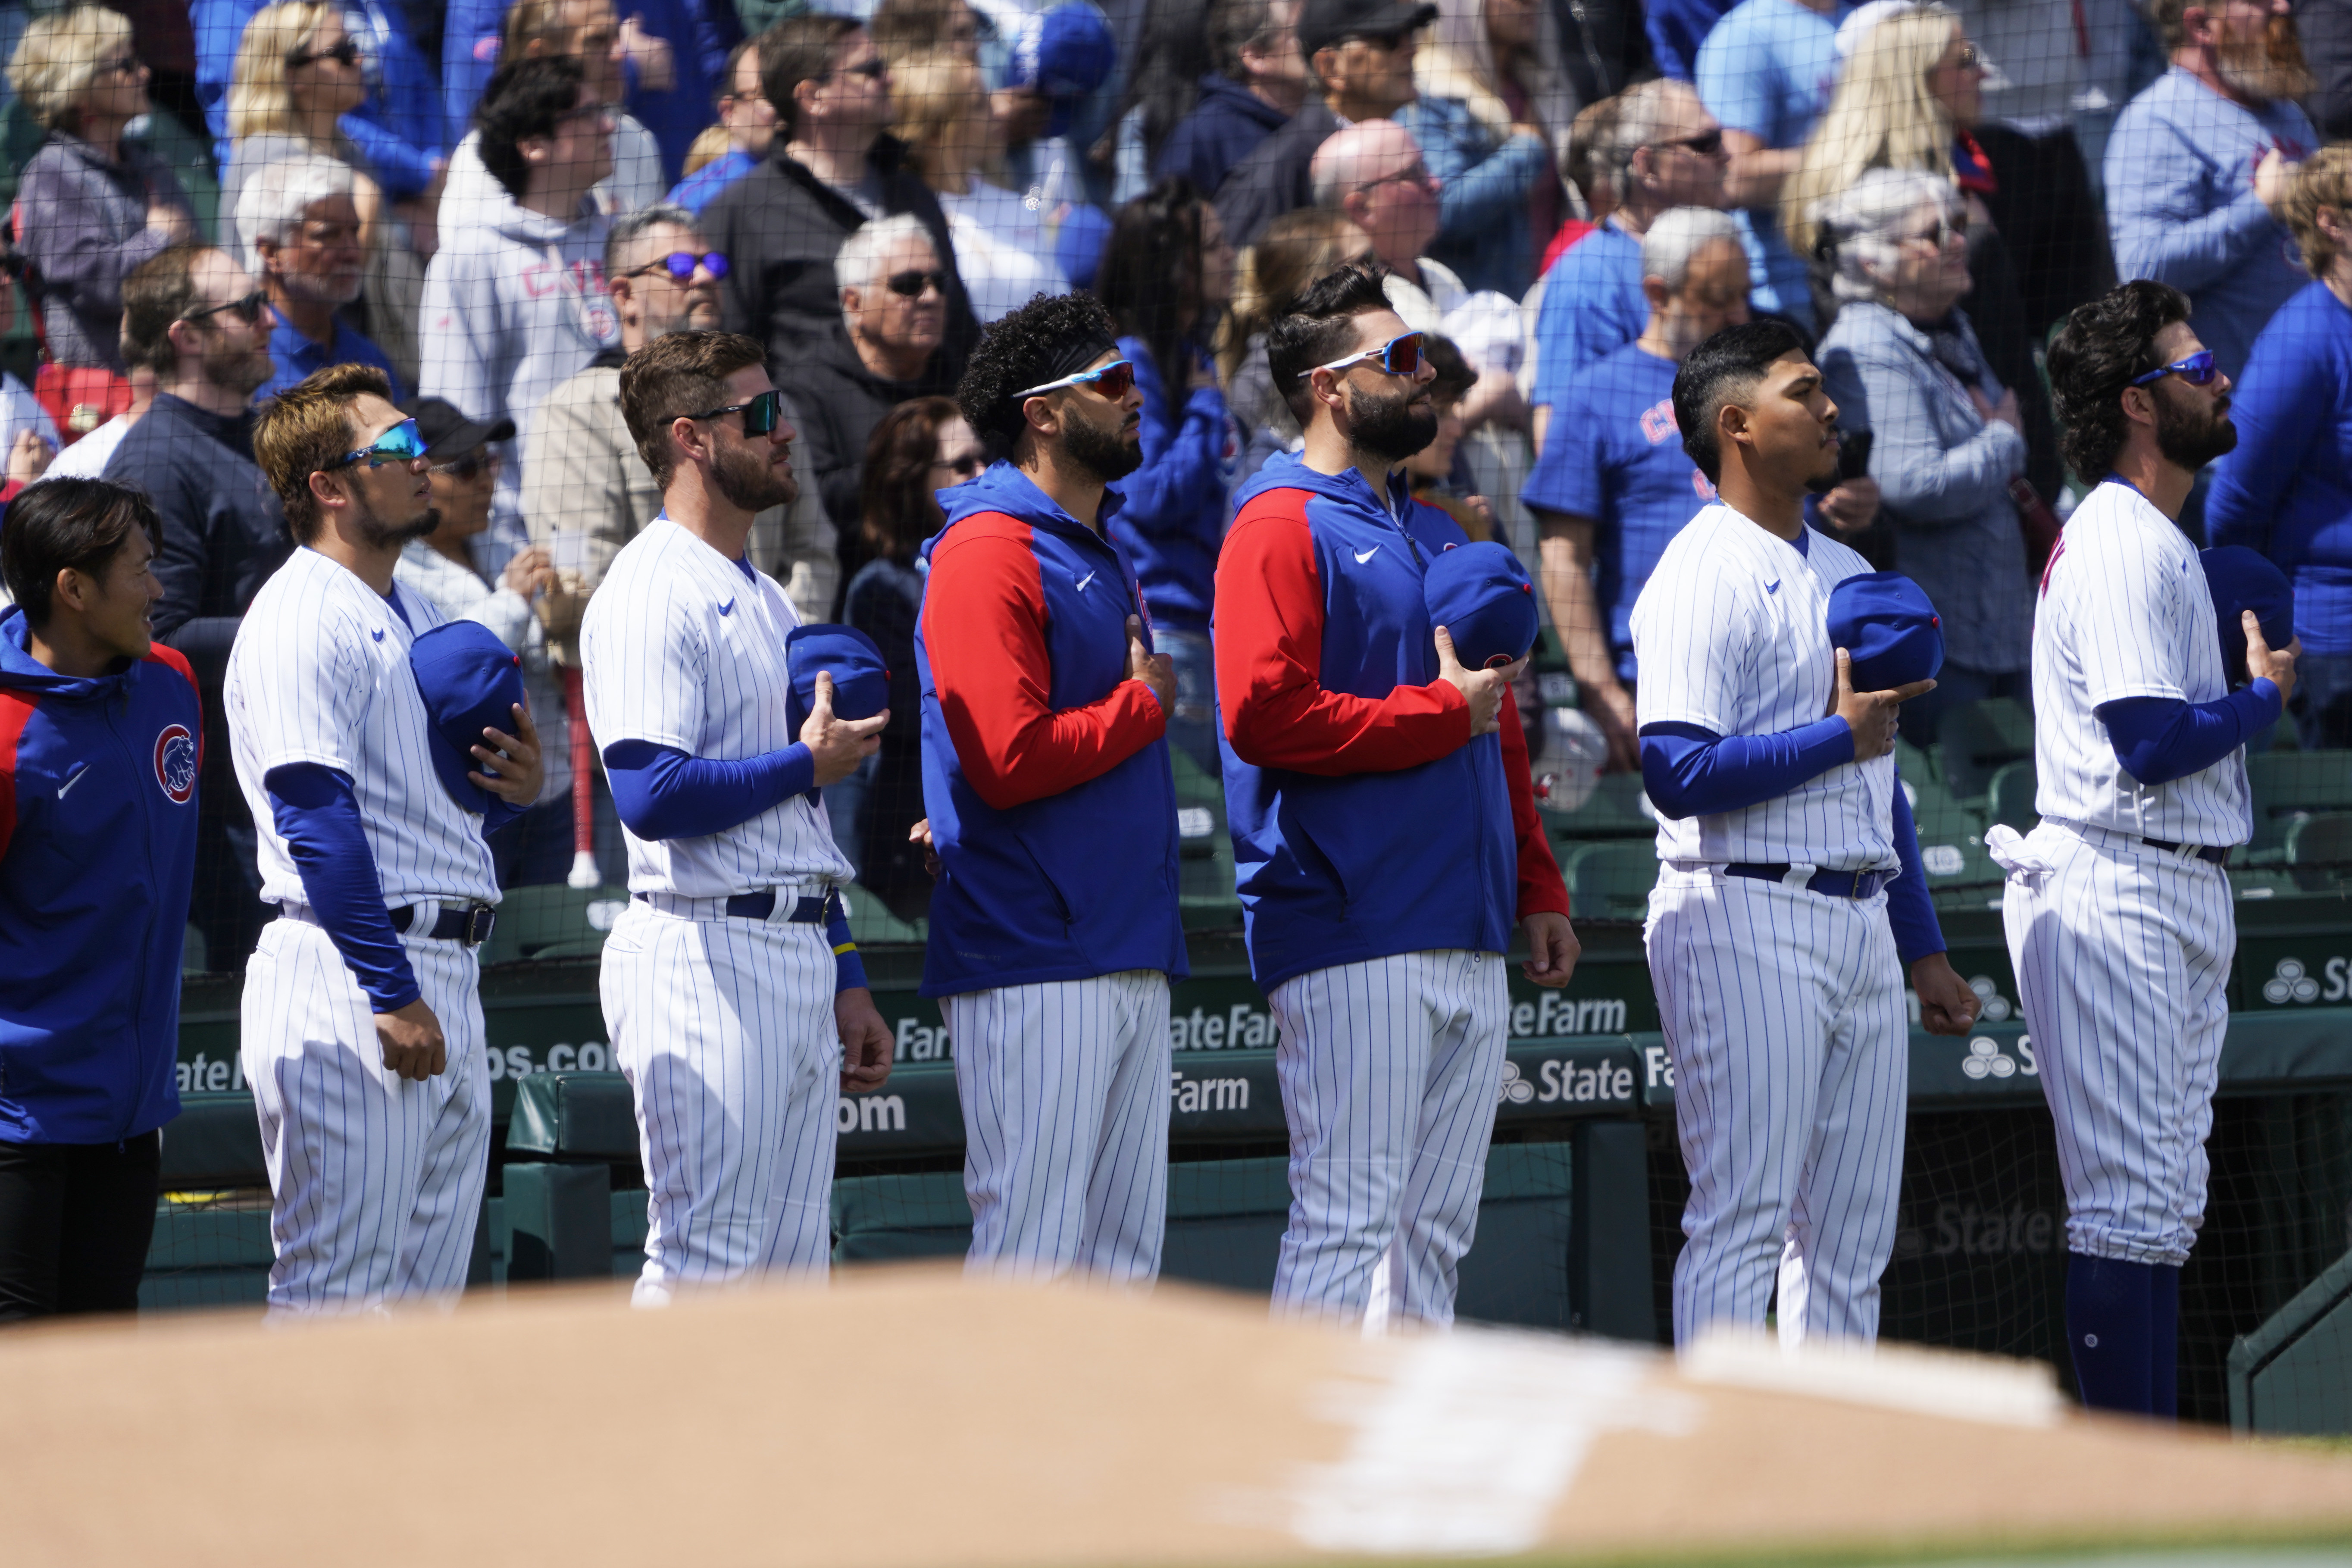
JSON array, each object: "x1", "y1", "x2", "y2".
[
  {"x1": 1639, "y1": 717, "x2": 1857, "y2": 820},
  {"x1": 1886, "y1": 765, "x2": 1945, "y2": 965},
  {"x1": 604, "y1": 738, "x2": 816, "y2": 840},
  {"x1": 2097, "y1": 680, "x2": 2281, "y2": 786},
  {"x1": 826, "y1": 889, "x2": 868, "y2": 994},
  {"x1": 265, "y1": 763, "x2": 420, "y2": 1012}
]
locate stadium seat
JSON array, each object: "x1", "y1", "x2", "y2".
[
  {"x1": 1899, "y1": 767, "x2": 2004, "y2": 903},
  {"x1": 1987, "y1": 760, "x2": 2039, "y2": 833},
  {"x1": 1938, "y1": 698, "x2": 2035, "y2": 805},
  {"x1": 2246, "y1": 752, "x2": 2352, "y2": 859},
  {"x1": 1168, "y1": 748, "x2": 1242, "y2": 927},
  {"x1": 1892, "y1": 737, "x2": 1941, "y2": 790},
  {"x1": 1565, "y1": 841, "x2": 1660, "y2": 922},
  {"x1": 2286, "y1": 812, "x2": 2352, "y2": 892},
  {"x1": 843, "y1": 885, "x2": 925, "y2": 945},
  {"x1": 1542, "y1": 771, "x2": 1658, "y2": 842},
  {"x1": 181, "y1": 923, "x2": 207, "y2": 976},
  {"x1": 477, "y1": 884, "x2": 632, "y2": 964}
]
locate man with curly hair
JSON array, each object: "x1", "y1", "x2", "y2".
[
  {"x1": 1999, "y1": 279, "x2": 2299, "y2": 1415},
  {"x1": 914, "y1": 291, "x2": 1185, "y2": 1281}
]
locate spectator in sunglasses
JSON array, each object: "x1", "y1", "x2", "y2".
[
  {"x1": 666, "y1": 36, "x2": 779, "y2": 217},
  {"x1": 244, "y1": 154, "x2": 406, "y2": 407},
  {"x1": 217, "y1": 3, "x2": 381, "y2": 271},
  {"x1": 103, "y1": 244, "x2": 293, "y2": 972}
]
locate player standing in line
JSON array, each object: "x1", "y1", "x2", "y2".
[
  {"x1": 583, "y1": 331, "x2": 892, "y2": 1306},
  {"x1": 916, "y1": 291, "x2": 1187, "y2": 1281},
  {"x1": 1214, "y1": 264, "x2": 1576, "y2": 1330},
  {"x1": 2000, "y1": 281, "x2": 2294, "y2": 1417},
  {"x1": 231, "y1": 366, "x2": 544, "y2": 1314},
  {"x1": 1630, "y1": 320, "x2": 1981, "y2": 1350}
]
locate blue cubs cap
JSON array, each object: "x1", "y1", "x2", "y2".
[
  {"x1": 1423, "y1": 541, "x2": 1539, "y2": 671},
  {"x1": 785, "y1": 624, "x2": 891, "y2": 742},
  {"x1": 1826, "y1": 571, "x2": 1944, "y2": 692},
  {"x1": 1004, "y1": 3, "x2": 1116, "y2": 137},
  {"x1": 2202, "y1": 546, "x2": 2294, "y2": 685},
  {"x1": 1055, "y1": 201, "x2": 1114, "y2": 292},
  {"x1": 409, "y1": 620, "x2": 525, "y2": 814}
]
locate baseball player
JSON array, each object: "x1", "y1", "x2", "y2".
[
  {"x1": 1214, "y1": 263, "x2": 1576, "y2": 1330},
  {"x1": 2000, "y1": 281, "x2": 2295, "y2": 1417},
  {"x1": 581, "y1": 330, "x2": 892, "y2": 1306},
  {"x1": 230, "y1": 365, "x2": 545, "y2": 1314},
  {"x1": 1630, "y1": 319, "x2": 1981, "y2": 1350},
  {"x1": 915, "y1": 291, "x2": 1186, "y2": 1282}
]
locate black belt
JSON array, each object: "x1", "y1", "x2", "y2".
[
  {"x1": 388, "y1": 902, "x2": 497, "y2": 946},
  {"x1": 635, "y1": 890, "x2": 828, "y2": 922},
  {"x1": 2141, "y1": 837, "x2": 2230, "y2": 866},
  {"x1": 1725, "y1": 863, "x2": 1897, "y2": 900}
]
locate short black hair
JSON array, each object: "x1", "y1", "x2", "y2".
[
  {"x1": 1672, "y1": 318, "x2": 1809, "y2": 484},
  {"x1": 1265, "y1": 262, "x2": 1392, "y2": 425},
  {"x1": 2047, "y1": 279, "x2": 2192, "y2": 486},
  {"x1": 954, "y1": 291, "x2": 1120, "y2": 459},
  {"x1": 0, "y1": 479, "x2": 162, "y2": 628},
  {"x1": 476, "y1": 54, "x2": 588, "y2": 200},
  {"x1": 1422, "y1": 333, "x2": 1474, "y2": 404}
]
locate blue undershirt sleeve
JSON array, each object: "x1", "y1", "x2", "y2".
[
  {"x1": 826, "y1": 889, "x2": 868, "y2": 995},
  {"x1": 1886, "y1": 765, "x2": 1945, "y2": 965},
  {"x1": 602, "y1": 738, "x2": 816, "y2": 841},
  {"x1": 1638, "y1": 717, "x2": 1858, "y2": 819},
  {"x1": 2097, "y1": 681, "x2": 2281, "y2": 787},
  {"x1": 264, "y1": 763, "x2": 421, "y2": 1013}
]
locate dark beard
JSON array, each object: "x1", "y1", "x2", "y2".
[
  {"x1": 2217, "y1": 13, "x2": 2315, "y2": 102},
  {"x1": 2153, "y1": 381, "x2": 2239, "y2": 471},
  {"x1": 353, "y1": 493, "x2": 437, "y2": 549},
  {"x1": 1061, "y1": 410, "x2": 1143, "y2": 484},
  {"x1": 712, "y1": 439, "x2": 795, "y2": 512},
  {"x1": 1348, "y1": 382, "x2": 1439, "y2": 466}
]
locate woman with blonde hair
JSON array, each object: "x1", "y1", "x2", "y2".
[
  {"x1": 1224, "y1": 206, "x2": 1372, "y2": 474},
  {"x1": 890, "y1": 47, "x2": 1067, "y2": 321},
  {"x1": 219, "y1": 0, "x2": 382, "y2": 262}
]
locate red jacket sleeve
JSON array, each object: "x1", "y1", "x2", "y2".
[
  {"x1": 925, "y1": 520, "x2": 1167, "y2": 813},
  {"x1": 1499, "y1": 692, "x2": 1570, "y2": 920},
  {"x1": 1215, "y1": 501, "x2": 1470, "y2": 776},
  {"x1": 0, "y1": 690, "x2": 31, "y2": 861}
]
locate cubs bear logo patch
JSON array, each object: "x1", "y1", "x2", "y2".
[{"x1": 154, "y1": 724, "x2": 197, "y2": 804}]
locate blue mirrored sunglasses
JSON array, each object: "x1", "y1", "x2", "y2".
[
  {"x1": 2131, "y1": 349, "x2": 2219, "y2": 387},
  {"x1": 331, "y1": 416, "x2": 429, "y2": 470}
]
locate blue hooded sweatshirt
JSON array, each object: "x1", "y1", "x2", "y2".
[
  {"x1": 0, "y1": 608, "x2": 197, "y2": 1144},
  {"x1": 1106, "y1": 335, "x2": 1236, "y2": 634}
]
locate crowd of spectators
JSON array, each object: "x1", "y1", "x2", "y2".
[{"x1": 0, "y1": 0, "x2": 2341, "y2": 961}]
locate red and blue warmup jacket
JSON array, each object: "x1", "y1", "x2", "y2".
[
  {"x1": 915, "y1": 463, "x2": 1190, "y2": 998},
  {"x1": 0, "y1": 607, "x2": 199, "y2": 1144},
  {"x1": 1214, "y1": 453, "x2": 1569, "y2": 991}
]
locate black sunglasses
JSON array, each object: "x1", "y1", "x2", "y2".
[
  {"x1": 290, "y1": 38, "x2": 363, "y2": 67},
  {"x1": 181, "y1": 290, "x2": 267, "y2": 326},
  {"x1": 433, "y1": 451, "x2": 503, "y2": 481},
  {"x1": 1649, "y1": 128, "x2": 1725, "y2": 157},
  {"x1": 625, "y1": 250, "x2": 730, "y2": 283},
  {"x1": 825, "y1": 55, "x2": 888, "y2": 80},
  {"x1": 885, "y1": 268, "x2": 949, "y2": 298},
  {"x1": 683, "y1": 388, "x2": 785, "y2": 435}
]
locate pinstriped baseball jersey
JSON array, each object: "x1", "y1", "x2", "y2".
[
  {"x1": 2031, "y1": 479, "x2": 2250, "y2": 845},
  {"x1": 580, "y1": 516, "x2": 854, "y2": 897},
  {"x1": 1630, "y1": 504, "x2": 1897, "y2": 869},
  {"x1": 226, "y1": 547, "x2": 499, "y2": 908}
]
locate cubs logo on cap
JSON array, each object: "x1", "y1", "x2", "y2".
[
  {"x1": 2201, "y1": 547, "x2": 2293, "y2": 688},
  {"x1": 408, "y1": 621, "x2": 526, "y2": 814},
  {"x1": 1825, "y1": 571, "x2": 1944, "y2": 693},
  {"x1": 785, "y1": 624, "x2": 891, "y2": 745},
  {"x1": 1422, "y1": 541, "x2": 1539, "y2": 671}
]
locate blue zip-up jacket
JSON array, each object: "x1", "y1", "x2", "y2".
[
  {"x1": 1212, "y1": 454, "x2": 1568, "y2": 991},
  {"x1": 915, "y1": 463, "x2": 1190, "y2": 998},
  {"x1": 1106, "y1": 335, "x2": 1234, "y2": 633},
  {"x1": 0, "y1": 610, "x2": 197, "y2": 1144}
]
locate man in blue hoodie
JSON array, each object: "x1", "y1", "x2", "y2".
[
  {"x1": 1157, "y1": 0, "x2": 1311, "y2": 197},
  {"x1": 918, "y1": 291, "x2": 1187, "y2": 1282},
  {"x1": 0, "y1": 479, "x2": 200, "y2": 1319},
  {"x1": 1214, "y1": 264, "x2": 1576, "y2": 1327}
]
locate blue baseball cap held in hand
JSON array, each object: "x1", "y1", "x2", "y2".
[
  {"x1": 1423, "y1": 541, "x2": 1539, "y2": 671},
  {"x1": 409, "y1": 620, "x2": 525, "y2": 813},
  {"x1": 2201, "y1": 546, "x2": 2293, "y2": 687},
  {"x1": 785, "y1": 624, "x2": 891, "y2": 740},
  {"x1": 1825, "y1": 571, "x2": 1944, "y2": 693}
]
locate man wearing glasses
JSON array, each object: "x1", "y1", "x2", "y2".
[
  {"x1": 2006, "y1": 281, "x2": 2298, "y2": 1415},
  {"x1": 583, "y1": 331, "x2": 893, "y2": 1305},
  {"x1": 241, "y1": 154, "x2": 405, "y2": 406},
  {"x1": 914, "y1": 291, "x2": 1184, "y2": 1281},
  {"x1": 228, "y1": 364, "x2": 545, "y2": 1313},
  {"x1": 1214, "y1": 264, "x2": 1576, "y2": 1327},
  {"x1": 104, "y1": 244, "x2": 287, "y2": 971}
]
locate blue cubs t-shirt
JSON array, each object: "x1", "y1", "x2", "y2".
[
  {"x1": 1521, "y1": 341, "x2": 1717, "y2": 682},
  {"x1": 1695, "y1": 0, "x2": 1846, "y2": 327},
  {"x1": 1529, "y1": 223, "x2": 1647, "y2": 413}
]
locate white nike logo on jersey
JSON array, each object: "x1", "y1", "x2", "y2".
[
  {"x1": 55, "y1": 764, "x2": 89, "y2": 799},
  {"x1": 1354, "y1": 546, "x2": 1381, "y2": 564},
  {"x1": 717, "y1": 598, "x2": 735, "y2": 615},
  {"x1": 1075, "y1": 571, "x2": 1096, "y2": 592}
]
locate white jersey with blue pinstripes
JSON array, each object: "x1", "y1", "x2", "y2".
[
  {"x1": 226, "y1": 547, "x2": 500, "y2": 908},
  {"x1": 580, "y1": 516, "x2": 854, "y2": 898},
  {"x1": 1630, "y1": 504, "x2": 1896, "y2": 870},
  {"x1": 2030, "y1": 479, "x2": 2250, "y2": 846}
]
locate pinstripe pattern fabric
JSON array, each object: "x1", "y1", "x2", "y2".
[
  {"x1": 946, "y1": 971, "x2": 1172, "y2": 1283},
  {"x1": 1266, "y1": 950, "x2": 1508, "y2": 1329},
  {"x1": 602, "y1": 901, "x2": 840, "y2": 1305},
  {"x1": 2002, "y1": 825, "x2": 2233, "y2": 1266},
  {"x1": 1647, "y1": 871, "x2": 1908, "y2": 1347},
  {"x1": 240, "y1": 919, "x2": 491, "y2": 1316}
]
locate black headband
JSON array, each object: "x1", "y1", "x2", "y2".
[{"x1": 1029, "y1": 329, "x2": 1120, "y2": 391}]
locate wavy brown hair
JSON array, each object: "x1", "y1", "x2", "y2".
[{"x1": 859, "y1": 396, "x2": 963, "y2": 565}]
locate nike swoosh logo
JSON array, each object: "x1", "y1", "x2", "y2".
[
  {"x1": 371, "y1": 627, "x2": 385, "y2": 641},
  {"x1": 1765, "y1": 579, "x2": 1781, "y2": 594},
  {"x1": 717, "y1": 598, "x2": 736, "y2": 616},
  {"x1": 55, "y1": 764, "x2": 89, "y2": 799},
  {"x1": 1354, "y1": 546, "x2": 1380, "y2": 564},
  {"x1": 1075, "y1": 572, "x2": 1096, "y2": 592}
]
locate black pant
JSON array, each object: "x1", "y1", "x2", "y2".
[{"x1": 0, "y1": 1132, "x2": 162, "y2": 1321}]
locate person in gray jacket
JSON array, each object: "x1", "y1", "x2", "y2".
[{"x1": 1814, "y1": 168, "x2": 2032, "y2": 747}]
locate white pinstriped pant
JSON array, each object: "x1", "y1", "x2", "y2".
[
  {"x1": 946, "y1": 971, "x2": 1172, "y2": 1283},
  {"x1": 601, "y1": 902, "x2": 841, "y2": 1306},
  {"x1": 1267, "y1": 950, "x2": 1509, "y2": 1329},
  {"x1": 2001, "y1": 823, "x2": 2233, "y2": 1267},
  {"x1": 1646, "y1": 870, "x2": 1908, "y2": 1348},
  {"x1": 241, "y1": 917, "x2": 491, "y2": 1317}
]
